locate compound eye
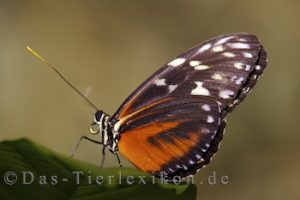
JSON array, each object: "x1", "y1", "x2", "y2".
[
  {"x1": 95, "y1": 111, "x2": 103, "y2": 122},
  {"x1": 89, "y1": 122, "x2": 99, "y2": 135}
]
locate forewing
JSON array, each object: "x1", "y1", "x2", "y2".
[{"x1": 112, "y1": 33, "x2": 267, "y2": 120}]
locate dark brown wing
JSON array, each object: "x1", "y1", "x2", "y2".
[
  {"x1": 111, "y1": 33, "x2": 267, "y2": 178},
  {"x1": 111, "y1": 33, "x2": 267, "y2": 121}
]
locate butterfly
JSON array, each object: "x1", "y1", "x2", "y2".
[
  {"x1": 80, "y1": 32, "x2": 268, "y2": 180},
  {"x1": 27, "y1": 32, "x2": 267, "y2": 180}
]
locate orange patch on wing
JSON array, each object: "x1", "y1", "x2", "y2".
[{"x1": 118, "y1": 122, "x2": 201, "y2": 173}]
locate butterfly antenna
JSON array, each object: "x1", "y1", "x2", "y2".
[{"x1": 26, "y1": 46, "x2": 99, "y2": 111}]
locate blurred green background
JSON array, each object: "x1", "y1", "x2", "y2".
[{"x1": 0, "y1": 0, "x2": 299, "y2": 199}]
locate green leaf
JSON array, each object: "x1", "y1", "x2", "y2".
[{"x1": 0, "y1": 138, "x2": 196, "y2": 200}]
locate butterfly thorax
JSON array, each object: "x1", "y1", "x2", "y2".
[{"x1": 91, "y1": 111, "x2": 119, "y2": 153}]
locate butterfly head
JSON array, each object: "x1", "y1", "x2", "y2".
[{"x1": 89, "y1": 110, "x2": 110, "y2": 135}]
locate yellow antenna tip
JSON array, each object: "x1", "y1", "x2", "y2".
[{"x1": 26, "y1": 46, "x2": 48, "y2": 64}]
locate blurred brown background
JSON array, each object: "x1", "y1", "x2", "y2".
[{"x1": 0, "y1": 0, "x2": 299, "y2": 199}]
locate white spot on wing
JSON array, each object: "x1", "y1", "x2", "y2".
[
  {"x1": 191, "y1": 81, "x2": 210, "y2": 96},
  {"x1": 189, "y1": 160, "x2": 195, "y2": 165},
  {"x1": 198, "y1": 43, "x2": 212, "y2": 53},
  {"x1": 212, "y1": 45, "x2": 224, "y2": 52},
  {"x1": 167, "y1": 57, "x2": 186, "y2": 67},
  {"x1": 243, "y1": 52, "x2": 253, "y2": 58},
  {"x1": 230, "y1": 75, "x2": 237, "y2": 81},
  {"x1": 189, "y1": 60, "x2": 209, "y2": 70},
  {"x1": 168, "y1": 84, "x2": 177, "y2": 93},
  {"x1": 219, "y1": 90, "x2": 235, "y2": 99},
  {"x1": 189, "y1": 60, "x2": 201, "y2": 67},
  {"x1": 202, "y1": 128, "x2": 210, "y2": 134},
  {"x1": 202, "y1": 104, "x2": 211, "y2": 112},
  {"x1": 207, "y1": 115, "x2": 214, "y2": 123},
  {"x1": 168, "y1": 168, "x2": 175, "y2": 172},
  {"x1": 232, "y1": 99, "x2": 240, "y2": 105},
  {"x1": 235, "y1": 77, "x2": 244, "y2": 85},
  {"x1": 245, "y1": 64, "x2": 252, "y2": 71},
  {"x1": 234, "y1": 62, "x2": 244, "y2": 70},
  {"x1": 212, "y1": 73, "x2": 223, "y2": 80},
  {"x1": 255, "y1": 65, "x2": 261, "y2": 70},
  {"x1": 243, "y1": 87, "x2": 251, "y2": 94},
  {"x1": 195, "y1": 65, "x2": 209, "y2": 70},
  {"x1": 227, "y1": 43, "x2": 250, "y2": 49},
  {"x1": 223, "y1": 52, "x2": 235, "y2": 58},
  {"x1": 154, "y1": 78, "x2": 166, "y2": 86}
]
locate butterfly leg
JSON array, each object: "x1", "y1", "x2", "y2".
[
  {"x1": 100, "y1": 146, "x2": 106, "y2": 168},
  {"x1": 70, "y1": 136, "x2": 102, "y2": 158},
  {"x1": 114, "y1": 152, "x2": 123, "y2": 168}
]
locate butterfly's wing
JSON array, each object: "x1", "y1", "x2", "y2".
[
  {"x1": 111, "y1": 33, "x2": 267, "y2": 178},
  {"x1": 112, "y1": 33, "x2": 267, "y2": 121},
  {"x1": 117, "y1": 96, "x2": 225, "y2": 178}
]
